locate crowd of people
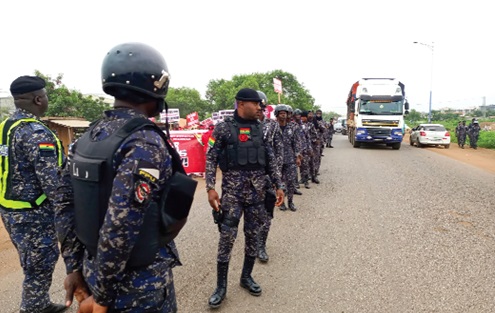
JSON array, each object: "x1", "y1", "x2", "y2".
[{"x1": 0, "y1": 41, "x2": 337, "y2": 313}]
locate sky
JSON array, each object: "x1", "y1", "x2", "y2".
[{"x1": 1, "y1": 0, "x2": 494, "y2": 116}]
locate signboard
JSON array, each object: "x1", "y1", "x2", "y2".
[
  {"x1": 264, "y1": 105, "x2": 276, "y2": 119},
  {"x1": 212, "y1": 112, "x2": 220, "y2": 124},
  {"x1": 273, "y1": 78, "x2": 282, "y2": 94},
  {"x1": 218, "y1": 109, "x2": 234, "y2": 122},
  {"x1": 186, "y1": 111, "x2": 199, "y2": 127},
  {"x1": 200, "y1": 117, "x2": 213, "y2": 126},
  {"x1": 169, "y1": 130, "x2": 207, "y2": 175},
  {"x1": 160, "y1": 108, "x2": 180, "y2": 123}
]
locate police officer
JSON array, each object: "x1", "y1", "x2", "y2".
[
  {"x1": 276, "y1": 104, "x2": 302, "y2": 211},
  {"x1": 54, "y1": 42, "x2": 183, "y2": 313},
  {"x1": 256, "y1": 90, "x2": 284, "y2": 263},
  {"x1": 0, "y1": 76, "x2": 66, "y2": 313},
  {"x1": 295, "y1": 110, "x2": 313, "y2": 189},
  {"x1": 206, "y1": 88, "x2": 284, "y2": 308}
]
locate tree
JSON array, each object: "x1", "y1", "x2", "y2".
[
  {"x1": 406, "y1": 109, "x2": 423, "y2": 123},
  {"x1": 35, "y1": 70, "x2": 111, "y2": 122},
  {"x1": 166, "y1": 87, "x2": 210, "y2": 120},
  {"x1": 205, "y1": 70, "x2": 316, "y2": 113}
]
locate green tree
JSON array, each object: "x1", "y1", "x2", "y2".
[
  {"x1": 406, "y1": 109, "x2": 423, "y2": 123},
  {"x1": 35, "y1": 70, "x2": 111, "y2": 122},
  {"x1": 205, "y1": 70, "x2": 316, "y2": 113},
  {"x1": 166, "y1": 87, "x2": 210, "y2": 120}
]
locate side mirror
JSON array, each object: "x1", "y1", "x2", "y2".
[{"x1": 405, "y1": 101, "x2": 410, "y2": 110}]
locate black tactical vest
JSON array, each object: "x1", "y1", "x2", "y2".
[
  {"x1": 71, "y1": 117, "x2": 172, "y2": 268},
  {"x1": 219, "y1": 117, "x2": 266, "y2": 171}
]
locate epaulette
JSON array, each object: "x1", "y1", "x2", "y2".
[{"x1": 29, "y1": 122, "x2": 47, "y2": 132}]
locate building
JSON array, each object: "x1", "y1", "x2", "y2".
[{"x1": 41, "y1": 117, "x2": 91, "y2": 155}]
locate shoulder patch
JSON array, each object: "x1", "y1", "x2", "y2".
[
  {"x1": 38, "y1": 142, "x2": 56, "y2": 157},
  {"x1": 30, "y1": 123, "x2": 47, "y2": 132},
  {"x1": 133, "y1": 159, "x2": 160, "y2": 183}
]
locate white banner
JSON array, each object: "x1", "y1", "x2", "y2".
[{"x1": 160, "y1": 108, "x2": 180, "y2": 122}]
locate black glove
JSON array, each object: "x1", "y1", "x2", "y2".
[{"x1": 212, "y1": 205, "x2": 224, "y2": 231}]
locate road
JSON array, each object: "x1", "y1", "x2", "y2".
[{"x1": 1, "y1": 134, "x2": 495, "y2": 313}]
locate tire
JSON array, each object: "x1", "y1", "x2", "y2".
[
  {"x1": 444, "y1": 144, "x2": 450, "y2": 149},
  {"x1": 416, "y1": 139, "x2": 423, "y2": 148},
  {"x1": 352, "y1": 138, "x2": 360, "y2": 148},
  {"x1": 409, "y1": 139, "x2": 413, "y2": 146},
  {"x1": 392, "y1": 143, "x2": 401, "y2": 150}
]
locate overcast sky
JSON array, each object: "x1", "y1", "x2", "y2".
[{"x1": 1, "y1": 0, "x2": 494, "y2": 115}]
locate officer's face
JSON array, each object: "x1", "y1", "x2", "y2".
[
  {"x1": 242, "y1": 101, "x2": 261, "y2": 120},
  {"x1": 277, "y1": 111, "x2": 287, "y2": 122}
]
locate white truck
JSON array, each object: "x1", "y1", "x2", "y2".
[{"x1": 346, "y1": 78, "x2": 409, "y2": 150}]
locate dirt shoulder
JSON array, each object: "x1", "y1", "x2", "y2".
[{"x1": 403, "y1": 134, "x2": 495, "y2": 173}]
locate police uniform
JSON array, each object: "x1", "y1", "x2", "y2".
[
  {"x1": 258, "y1": 91, "x2": 284, "y2": 262},
  {"x1": 53, "y1": 43, "x2": 183, "y2": 313},
  {"x1": 0, "y1": 90, "x2": 64, "y2": 313},
  {"x1": 279, "y1": 113, "x2": 302, "y2": 211},
  {"x1": 206, "y1": 89, "x2": 283, "y2": 308},
  {"x1": 296, "y1": 112, "x2": 313, "y2": 188}
]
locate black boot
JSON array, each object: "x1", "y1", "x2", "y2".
[
  {"x1": 208, "y1": 262, "x2": 229, "y2": 308},
  {"x1": 240, "y1": 256, "x2": 262, "y2": 296},
  {"x1": 21, "y1": 303, "x2": 68, "y2": 313},
  {"x1": 258, "y1": 231, "x2": 269, "y2": 263},
  {"x1": 312, "y1": 177, "x2": 320, "y2": 184},
  {"x1": 289, "y1": 201, "x2": 297, "y2": 212},
  {"x1": 279, "y1": 202, "x2": 287, "y2": 211},
  {"x1": 294, "y1": 189, "x2": 302, "y2": 195},
  {"x1": 304, "y1": 181, "x2": 311, "y2": 189}
]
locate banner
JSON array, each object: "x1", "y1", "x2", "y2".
[
  {"x1": 187, "y1": 111, "x2": 199, "y2": 127},
  {"x1": 273, "y1": 78, "x2": 282, "y2": 94},
  {"x1": 160, "y1": 108, "x2": 180, "y2": 123},
  {"x1": 200, "y1": 117, "x2": 213, "y2": 126},
  {"x1": 169, "y1": 130, "x2": 207, "y2": 175}
]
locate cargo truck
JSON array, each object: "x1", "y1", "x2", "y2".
[{"x1": 346, "y1": 78, "x2": 409, "y2": 150}]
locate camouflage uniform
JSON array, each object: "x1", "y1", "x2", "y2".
[
  {"x1": 279, "y1": 122, "x2": 302, "y2": 209},
  {"x1": 0, "y1": 108, "x2": 63, "y2": 312},
  {"x1": 455, "y1": 123, "x2": 467, "y2": 148},
  {"x1": 258, "y1": 117, "x2": 284, "y2": 260},
  {"x1": 312, "y1": 119, "x2": 326, "y2": 174},
  {"x1": 468, "y1": 123, "x2": 481, "y2": 149},
  {"x1": 306, "y1": 120, "x2": 320, "y2": 181},
  {"x1": 205, "y1": 112, "x2": 283, "y2": 263},
  {"x1": 298, "y1": 120, "x2": 314, "y2": 184},
  {"x1": 54, "y1": 109, "x2": 180, "y2": 312}
]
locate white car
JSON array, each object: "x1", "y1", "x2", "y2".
[
  {"x1": 334, "y1": 122, "x2": 343, "y2": 133},
  {"x1": 410, "y1": 123, "x2": 450, "y2": 149}
]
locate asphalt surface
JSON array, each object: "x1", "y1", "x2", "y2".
[{"x1": 1, "y1": 134, "x2": 494, "y2": 313}]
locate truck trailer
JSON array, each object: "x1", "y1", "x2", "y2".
[{"x1": 346, "y1": 78, "x2": 409, "y2": 150}]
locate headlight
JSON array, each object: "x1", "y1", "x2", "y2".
[
  {"x1": 393, "y1": 130, "x2": 403, "y2": 136},
  {"x1": 357, "y1": 129, "x2": 366, "y2": 135}
]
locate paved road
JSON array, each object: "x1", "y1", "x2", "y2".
[{"x1": 1, "y1": 134, "x2": 494, "y2": 312}]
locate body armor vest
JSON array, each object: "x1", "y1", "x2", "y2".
[
  {"x1": 0, "y1": 118, "x2": 63, "y2": 211},
  {"x1": 219, "y1": 117, "x2": 266, "y2": 171},
  {"x1": 71, "y1": 117, "x2": 176, "y2": 268}
]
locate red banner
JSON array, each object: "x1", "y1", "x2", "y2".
[
  {"x1": 187, "y1": 112, "x2": 199, "y2": 127},
  {"x1": 169, "y1": 130, "x2": 207, "y2": 175}
]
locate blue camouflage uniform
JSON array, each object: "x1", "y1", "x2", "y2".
[
  {"x1": 280, "y1": 121, "x2": 302, "y2": 208},
  {"x1": 0, "y1": 108, "x2": 64, "y2": 312},
  {"x1": 205, "y1": 112, "x2": 283, "y2": 263},
  {"x1": 297, "y1": 120, "x2": 313, "y2": 183},
  {"x1": 54, "y1": 108, "x2": 180, "y2": 313}
]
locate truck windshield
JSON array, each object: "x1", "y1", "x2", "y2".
[{"x1": 359, "y1": 100, "x2": 403, "y2": 115}]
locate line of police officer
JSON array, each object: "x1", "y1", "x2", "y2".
[{"x1": 1, "y1": 42, "x2": 331, "y2": 312}]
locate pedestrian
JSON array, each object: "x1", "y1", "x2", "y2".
[
  {"x1": 54, "y1": 42, "x2": 193, "y2": 313},
  {"x1": 256, "y1": 90, "x2": 284, "y2": 263},
  {"x1": 326, "y1": 118, "x2": 335, "y2": 148},
  {"x1": 456, "y1": 121, "x2": 467, "y2": 148},
  {"x1": 0, "y1": 76, "x2": 66, "y2": 313},
  {"x1": 276, "y1": 104, "x2": 302, "y2": 211},
  {"x1": 469, "y1": 120, "x2": 481, "y2": 149},
  {"x1": 298, "y1": 111, "x2": 315, "y2": 188},
  {"x1": 205, "y1": 88, "x2": 284, "y2": 309}
]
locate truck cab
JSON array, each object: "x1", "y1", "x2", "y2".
[{"x1": 347, "y1": 78, "x2": 409, "y2": 150}]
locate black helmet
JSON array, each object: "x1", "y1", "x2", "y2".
[
  {"x1": 257, "y1": 90, "x2": 268, "y2": 107},
  {"x1": 101, "y1": 42, "x2": 170, "y2": 99},
  {"x1": 274, "y1": 104, "x2": 289, "y2": 116},
  {"x1": 294, "y1": 109, "x2": 302, "y2": 115},
  {"x1": 286, "y1": 105, "x2": 293, "y2": 114}
]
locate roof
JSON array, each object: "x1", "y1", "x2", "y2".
[{"x1": 46, "y1": 119, "x2": 91, "y2": 128}]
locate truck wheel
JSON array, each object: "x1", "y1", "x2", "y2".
[{"x1": 392, "y1": 143, "x2": 401, "y2": 150}]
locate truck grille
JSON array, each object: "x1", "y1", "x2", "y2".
[
  {"x1": 362, "y1": 119, "x2": 399, "y2": 127},
  {"x1": 367, "y1": 128, "x2": 391, "y2": 136}
]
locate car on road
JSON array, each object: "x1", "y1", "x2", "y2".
[
  {"x1": 334, "y1": 122, "x2": 343, "y2": 133},
  {"x1": 409, "y1": 123, "x2": 450, "y2": 149}
]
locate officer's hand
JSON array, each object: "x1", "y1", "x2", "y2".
[
  {"x1": 208, "y1": 189, "x2": 220, "y2": 211},
  {"x1": 64, "y1": 272, "x2": 90, "y2": 306},
  {"x1": 296, "y1": 157, "x2": 302, "y2": 167},
  {"x1": 93, "y1": 302, "x2": 108, "y2": 313},
  {"x1": 275, "y1": 189, "x2": 285, "y2": 207},
  {"x1": 77, "y1": 296, "x2": 94, "y2": 313}
]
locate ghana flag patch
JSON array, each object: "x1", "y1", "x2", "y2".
[
  {"x1": 39, "y1": 143, "x2": 55, "y2": 151},
  {"x1": 239, "y1": 127, "x2": 251, "y2": 135},
  {"x1": 208, "y1": 137, "x2": 216, "y2": 147}
]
